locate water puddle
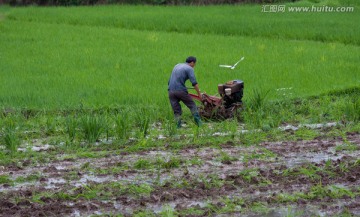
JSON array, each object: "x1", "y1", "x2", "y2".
[
  {"x1": 44, "y1": 177, "x2": 67, "y2": 189},
  {"x1": 152, "y1": 200, "x2": 208, "y2": 214},
  {"x1": 274, "y1": 147, "x2": 360, "y2": 168},
  {"x1": 1, "y1": 120, "x2": 360, "y2": 217}
]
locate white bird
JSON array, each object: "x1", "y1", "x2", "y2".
[{"x1": 219, "y1": 57, "x2": 245, "y2": 69}]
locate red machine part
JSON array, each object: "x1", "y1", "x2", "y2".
[{"x1": 189, "y1": 93, "x2": 222, "y2": 106}]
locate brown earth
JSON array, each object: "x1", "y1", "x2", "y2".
[{"x1": 0, "y1": 131, "x2": 360, "y2": 216}]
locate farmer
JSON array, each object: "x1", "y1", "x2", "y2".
[{"x1": 168, "y1": 56, "x2": 202, "y2": 128}]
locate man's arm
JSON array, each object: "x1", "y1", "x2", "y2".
[
  {"x1": 193, "y1": 84, "x2": 201, "y2": 98},
  {"x1": 187, "y1": 67, "x2": 201, "y2": 97}
]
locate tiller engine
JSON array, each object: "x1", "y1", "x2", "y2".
[{"x1": 190, "y1": 80, "x2": 244, "y2": 119}]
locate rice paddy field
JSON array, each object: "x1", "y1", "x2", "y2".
[{"x1": 0, "y1": 0, "x2": 360, "y2": 216}]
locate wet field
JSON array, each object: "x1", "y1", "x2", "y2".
[{"x1": 1, "y1": 126, "x2": 360, "y2": 216}]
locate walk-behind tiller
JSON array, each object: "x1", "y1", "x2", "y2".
[{"x1": 189, "y1": 80, "x2": 244, "y2": 120}]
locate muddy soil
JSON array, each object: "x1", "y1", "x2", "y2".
[{"x1": 0, "y1": 130, "x2": 360, "y2": 216}]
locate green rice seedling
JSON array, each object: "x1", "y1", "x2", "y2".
[
  {"x1": 239, "y1": 168, "x2": 259, "y2": 183},
  {"x1": 319, "y1": 161, "x2": 337, "y2": 178},
  {"x1": 261, "y1": 112, "x2": 283, "y2": 130},
  {"x1": 223, "y1": 118, "x2": 238, "y2": 139},
  {"x1": 54, "y1": 191, "x2": 73, "y2": 200},
  {"x1": 65, "y1": 116, "x2": 77, "y2": 142},
  {"x1": 15, "y1": 171, "x2": 42, "y2": 183},
  {"x1": 294, "y1": 128, "x2": 319, "y2": 140},
  {"x1": 197, "y1": 174, "x2": 213, "y2": 189},
  {"x1": 79, "y1": 114, "x2": 105, "y2": 144},
  {"x1": 276, "y1": 193, "x2": 298, "y2": 203},
  {"x1": 328, "y1": 185, "x2": 355, "y2": 199},
  {"x1": 187, "y1": 156, "x2": 203, "y2": 166},
  {"x1": 203, "y1": 174, "x2": 224, "y2": 189},
  {"x1": 293, "y1": 99, "x2": 311, "y2": 118},
  {"x1": 242, "y1": 108, "x2": 266, "y2": 130},
  {"x1": 207, "y1": 174, "x2": 225, "y2": 188},
  {"x1": 159, "y1": 204, "x2": 178, "y2": 217},
  {"x1": 282, "y1": 206, "x2": 305, "y2": 217},
  {"x1": 127, "y1": 183, "x2": 153, "y2": 197},
  {"x1": 353, "y1": 159, "x2": 360, "y2": 167},
  {"x1": 134, "y1": 159, "x2": 152, "y2": 170},
  {"x1": 30, "y1": 191, "x2": 52, "y2": 204},
  {"x1": 114, "y1": 112, "x2": 131, "y2": 140},
  {"x1": 297, "y1": 164, "x2": 321, "y2": 181},
  {"x1": 170, "y1": 177, "x2": 190, "y2": 188},
  {"x1": 342, "y1": 98, "x2": 360, "y2": 123},
  {"x1": 178, "y1": 207, "x2": 205, "y2": 217},
  {"x1": 133, "y1": 108, "x2": 152, "y2": 139},
  {"x1": 218, "y1": 196, "x2": 244, "y2": 213},
  {"x1": 74, "y1": 185, "x2": 99, "y2": 200},
  {"x1": 307, "y1": 183, "x2": 329, "y2": 200},
  {"x1": 240, "y1": 130, "x2": 267, "y2": 147},
  {"x1": 191, "y1": 124, "x2": 201, "y2": 143},
  {"x1": 133, "y1": 108, "x2": 149, "y2": 126},
  {"x1": 249, "y1": 202, "x2": 270, "y2": 214},
  {"x1": 138, "y1": 116, "x2": 150, "y2": 139},
  {"x1": 133, "y1": 210, "x2": 156, "y2": 217},
  {"x1": 102, "y1": 114, "x2": 112, "y2": 141},
  {"x1": 124, "y1": 138, "x2": 152, "y2": 152},
  {"x1": 64, "y1": 139, "x2": 81, "y2": 150},
  {"x1": 77, "y1": 150, "x2": 99, "y2": 158},
  {"x1": 242, "y1": 89, "x2": 273, "y2": 129},
  {"x1": 335, "y1": 143, "x2": 358, "y2": 152},
  {"x1": 247, "y1": 89, "x2": 270, "y2": 112},
  {"x1": 324, "y1": 159, "x2": 333, "y2": 169},
  {"x1": 338, "y1": 161, "x2": 350, "y2": 173},
  {"x1": 281, "y1": 167, "x2": 294, "y2": 177},
  {"x1": 45, "y1": 116, "x2": 57, "y2": 136},
  {"x1": 337, "y1": 209, "x2": 355, "y2": 217},
  {"x1": 95, "y1": 167, "x2": 111, "y2": 176},
  {"x1": 2, "y1": 119, "x2": 20, "y2": 155},
  {"x1": 242, "y1": 151, "x2": 261, "y2": 163},
  {"x1": 161, "y1": 157, "x2": 181, "y2": 169},
  {"x1": 218, "y1": 151, "x2": 237, "y2": 164},
  {"x1": 164, "y1": 118, "x2": 177, "y2": 138},
  {"x1": 0, "y1": 174, "x2": 13, "y2": 185}
]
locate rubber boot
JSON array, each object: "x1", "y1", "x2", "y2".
[
  {"x1": 193, "y1": 112, "x2": 202, "y2": 127},
  {"x1": 175, "y1": 117, "x2": 182, "y2": 129}
]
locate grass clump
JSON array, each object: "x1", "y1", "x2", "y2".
[
  {"x1": 0, "y1": 174, "x2": 13, "y2": 185},
  {"x1": 1, "y1": 118, "x2": 21, "y2": 155},
  {"x1": 65, "y1": 116, "x2": 78, "y2": 142},
  {"x1": 134, "y1": 159, "x2": 152, "y2": 170},
  {"x1": 114, "y1": 112, "x2": 131, "y2": 140},
  {"x1": 335, "y1": 143, "x2": 358, "y2": 152},
  {"x1": 342, "y1": 98, "x2": 360, "y2": 123},
  {"x1": 156, "y1": 156, "x2": 182, "y2": 169},
  {"x1": 79, "y1": 114, "x2": 105, "y2": 144}
]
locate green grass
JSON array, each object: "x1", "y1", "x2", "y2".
[
  {"x1": 79, "y1": 114, "x2": 105, "y2": 143},
  {"x1": 2, "y1": 118, "x2": 21, "y2": 154},
  {"x1": 0, "y1": 1, "x2": 359, "y2": 167},
  {"x1": 4, "y1": 1, "x2": 360, "y2": 44},
  {"x1": 0, "y1": 174, "x2": 13, "y2": 185},
  {"x1": 0, "y1": 1, "x2": 359, "y2": 114}
]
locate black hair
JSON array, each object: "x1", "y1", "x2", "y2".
[{"x1": 186, "y1": 56, "x2": 197, "y2": 63}]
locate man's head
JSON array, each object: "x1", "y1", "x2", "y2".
[{"x1": 186, "y1": 56, "x2": 196, "y2": 68}]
